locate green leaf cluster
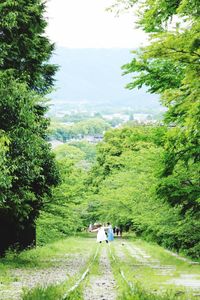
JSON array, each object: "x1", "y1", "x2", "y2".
[
  {"x1": 0, "y1": 72, "x2": 60, "y2": 223},
  {"x1": 0, "y1": 0, "x2": 58, "y2": 94},
  {"x1": 0, "y1": 132, "x2": 11, "y2": 192}
]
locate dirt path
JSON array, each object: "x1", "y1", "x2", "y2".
[
  {"x1": 83, "y1": 245, "x2": 116, "y2": 300},
  {"x1": 0, "y1": 254, "x2": 89, "y2": 300}
]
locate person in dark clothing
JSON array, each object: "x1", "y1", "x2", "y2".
[
  {"x1": 119, "y1": 226, "x2": 123, "y2": 237},
  {"x1": 116, "y1": 227, "x2": 119, "y2": 236}
]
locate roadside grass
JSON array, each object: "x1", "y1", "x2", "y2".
[
  {"x1": 109, "y1": 242, "x2": 196, "y2": 300},
  {"x1": 127, "y1": 239, "x2": 200, "y2": 278},
  {"x1": 21, "y1": 275, "x2": 85, "y2": 300},
  {"x1": 126, "y1": 237, "x2": 200, "y2": 264},
  {"x1": 0, "y1": 237, "x2": 96, "y2": 298},
  {"x1": 119, "y1": 242, "x2": 177, "y2": 290},
  {"x1": 1, "y1": 237, "x2": 94, "y2": 269},
  {"x1": 0, "y1": 263, "x2": 13, "y2": 287},
  {"x1": 22, "y1": 284, "x2": 65, "y2": 300},
  {"x1": 21, "y1": 241, "x2": 100, "y2": 300},
  {"x1": 119, "y1": 285, "x2": 193, "y2": 300},
  {"x1": 73, "y1": 231, "x2": 97, "y2": 239},
  {"x1": 21, "y1": 271, "x2": 84, "y2": 300}
]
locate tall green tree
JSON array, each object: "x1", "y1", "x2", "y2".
[
  {"x1": 0, "y1": 73, "x2": 60, "y2": 254},
  {"x1": 0, "y1": 0, "x2": 59, "y2": 254},
  {"x1": 85, "y1": 126, "x2": 167, "y2": 226}
]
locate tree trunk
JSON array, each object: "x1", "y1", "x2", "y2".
[{"x1": 0, "y1": 209, "x2": 36, "y2": 256}]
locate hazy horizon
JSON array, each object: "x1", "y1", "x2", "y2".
[{"x1": 50, "y1": 47, "x2": 161, "y2": 111}]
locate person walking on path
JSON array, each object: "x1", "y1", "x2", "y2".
[
  {"x1": 119, "y1": 225, "x2": 123, "y2": 237},
  {"x1": 116, "y1": 227, "x2": 119, "y2": 236},
  {"x1": 107, "y1": 223, "x2": 114, "y2": 242},
  {"x1": 92, "y1": 225, "x2": 108, "y2": 243}
]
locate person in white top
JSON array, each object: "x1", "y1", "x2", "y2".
[{"x1": 92, "y1": 224, "x2": 108, "y2": 243}]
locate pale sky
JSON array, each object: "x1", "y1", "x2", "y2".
[{"x1": 46, "y1": 0, "x2": 147, "y2": 48}]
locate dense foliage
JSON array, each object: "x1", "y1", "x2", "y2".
[
  {"x1": 37, "y1": 143, "x2": 96, "y2": 244},
  {"x1": 49, "y1": 118, "x2": 110, "y2": 142},
  {"x1": 41, "y1": 118, "x2": 199, "y2": 257},
  {"x1": 0, "y1": 0, "x2": 57, "y2": 94},
  {"x1": 0, "y1": 132, "x2": 10, "y2": 193},
  {"x1": 83, "y1": 125, "x2": 199, "y2": 257},
  {"x1": 108, "y1": 0, "x2": 200, "y2": 257},
  {"x1": 0, "y1": 0, "x2": 59, "y2": 253},
  {"x1": 0, "y1": 73, "x2": 59, "y2": 223}
]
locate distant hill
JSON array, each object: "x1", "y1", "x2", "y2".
[{"x1": 50, "y1": 48, "x2": 161, "y2": 110}]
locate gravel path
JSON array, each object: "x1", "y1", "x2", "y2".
[
  {"x1": 83, "y1": 246, "x2": 116, "y2": 300},
  {"x1": 0, "y1": 254, "x2": 88, "y2": 300}
]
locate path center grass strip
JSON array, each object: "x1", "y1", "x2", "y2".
[{"x1": 62, "y1": 245, "x2": 100, "y2": 299}]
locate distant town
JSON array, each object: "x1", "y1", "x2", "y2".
[{"x1": 48, "y1": 100, "x2": 165, "y2": 148}]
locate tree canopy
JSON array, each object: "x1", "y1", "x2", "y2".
[
  {"x1": 0, "y1": 0, "x2": 58, "y2": 94},
  {"x1": 107, "y1": 0, "x2": 200, "y2": 257},
  {"x1": 111, "y1": 0, "x2": 200, "y2": 214}
]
